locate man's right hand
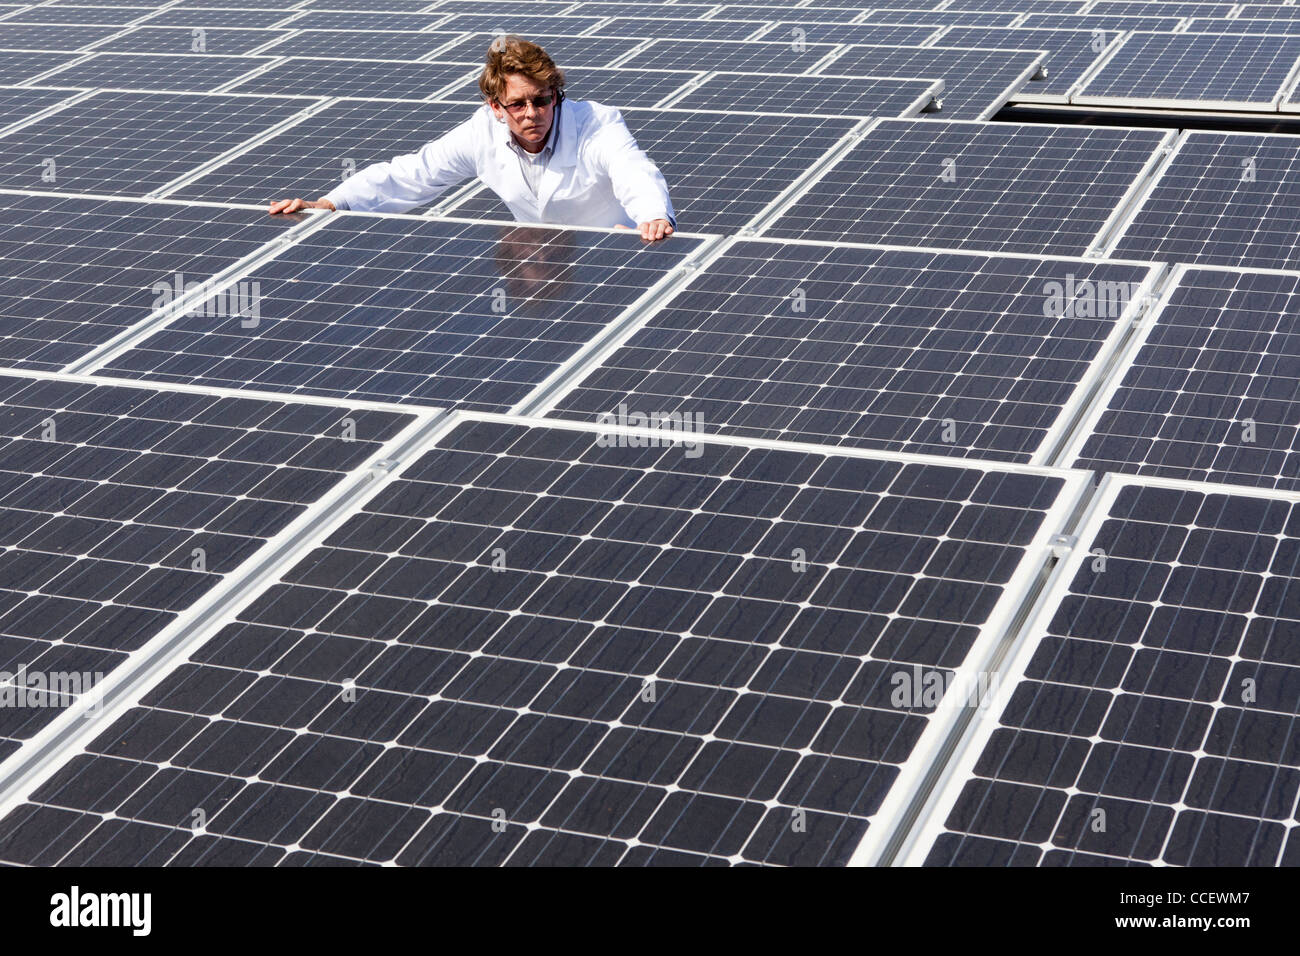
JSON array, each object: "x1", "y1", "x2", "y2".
[{"x1": 268, "y1": 197, "x2": 336, "y2": 215}]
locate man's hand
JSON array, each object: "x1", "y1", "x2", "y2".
[
  {"x1": 268, "y1": 197, "x2": 336, "y2": 215},
  {"x1": 639, "y1": 218, "x2": 674, "y2": 241}
]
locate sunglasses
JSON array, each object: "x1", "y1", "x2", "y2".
[{"x1": 497, "y1": 93, "x2": 556, "y2": 115}]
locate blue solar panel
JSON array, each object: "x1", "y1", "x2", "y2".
[
  {"x1": 1074, "y1": 32, "x2": 1300, "y2": 109},
  {"x1": 0, "y1": 371, "x2": 414, "y2": 755},
  {"x1": 764, "y1": 120, "x2": 1169, "y2": 255},
  {"x1": 0, "y1": 415, "x2": 1078, "y2": 866},
  {"x1": 548, "y1": 240, "x2": 1157, "y2": 462},
  {"x1": 0, "y1": 90, "x2": 320, "y2": 195},
  {"x1": 36, "y1": 52, "x2": 276, "y2": 93},
  {"x1": 223, "y1": 57, "x2": 476, "y2": 100},
  {"x1": 939, "y1": 27, "x2": 1124, "y2": 98},
  {"x1": 667, "y1": 72, "x2": 943, "y2": 118},
  {"x1": 96, "y1": 216, "x2": 706, "y2": 411},
  {"x1": 439, "y1": 66, "x2": 699, "y2": 109},
  {"x1": 87, "y1": 26, "x2": 293, "y2": 55},
  {"x1": 0, "y1": 193, "x2": 301, "y2": 371},
  {"x1": 922, "y1": 476, "x2": 1300, "y2": 866},
  {"x1": 1073, "y1": 267, "x2": 1300, "y2": 491},
  {"x1": 432, "y1": 33, "x2": 646, "y2": 69}
]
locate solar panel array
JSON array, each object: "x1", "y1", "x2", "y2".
[{"x1": 0, "y1": 0, "x2": 1297, "y2": 871}]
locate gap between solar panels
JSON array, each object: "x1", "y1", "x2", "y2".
[{"x1": 0, "y1": 407, "x2": 1098, "y2": 866}]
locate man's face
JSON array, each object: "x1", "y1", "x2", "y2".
[{"x1": 491, "y1": 72, "x2": 555, "y2": 152}]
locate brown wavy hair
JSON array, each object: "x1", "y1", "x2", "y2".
[{"x1": 477, "y1": 34, "x2": 566, "y2": 103}]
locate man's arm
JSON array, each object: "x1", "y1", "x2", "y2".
[
  {"x1": 589, "y1": 111, "x2": 676, "y2": 240},
  {"x1": 270, "y1": 115, "x2": 480, "y2": 216}
]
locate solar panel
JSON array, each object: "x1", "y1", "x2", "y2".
[
  {"x1": 816, "y1": 45, "x2": 1047, "y2": 120},
  {"x1": 1086, "y1": 0, "x2": 1234, "y2": 15},
  {"x1": 431, "y1": 14, "x2": 607, "y2": 35},
  {"x1": 548, "y1": 241, "x2": 1158, "y2": 463},
  {"x1": 0, "y1": 50, "x2": 80, "y2": 84},
  {"x1": 439, "y1": 67, "x2": 699, "y2": 109},
  {"x1": 431, "y1": 33, "x2": 646, "y2": 70},
  {"x1": 281, "y1": 12, "x2": 449, "y2": 31},
  {"x1": 243, "y1": 30, "x2": 464, "y2": 61},
  {"x1": 1073, "y1": 32, "x2": 1300, "y2": 111},
  {"x1": 665, "y1": 72, "x2": 943, "y2": 118},
  {"x1": 763, "y1": 119, "x2": 1169, "y2": 255},
  {"x1": 751, "y1": 22, "x2": 945, "y2": 45},
  {"x1": 141, "y1": 9, "x2": 302, "y2": 28},
  {"x1": 447, "y1": 108, "x2": 859, "y2": 234},
  {"x1": 35, "y1": 52, "x2": 277, "y2": 93},
  {"x1": 223, "y1": 57, "x2": 476, "y2": 100},
  {"x1": 568, "y1": 1, "x2": 725, "y2": 15},
  {"x1": 86, "y1": 27, "x2": 293, "y2": 55},
  {"x1": 0, "y1": 90, "x2": 320, "y2": 196},
  {"x1": 0, "y1": 85, "x2": 80, "y2": 132},
  {"x1": 0, "y1": 370, "x2": 415, "y2": 755},
  {"x1": 0, "y1": 193, "x2": 302, "y2": 371},
  {"x1": 0, "y1": 24, "x2": 122, "y2": 50},
  {"x1": 1110, "y1": 132, "x2": 1300, "y2": 270},
  {"x1": 590, "y1": 17, "x2": 771, "y2": 42},
  {"x1": 0, "y1": 414, "x2": 1082, "y2": 866},
  {"x1": 863, "y1": 9, "x2": 1023, "y2": 26},
  {"x1": 917, "y1": 475, "x2": 1300, "y2": 867},
  {"x1": 425, "y1": 0, "x2": 581, "y2": 17},
  {"x1": 95, "y1": 216, "x2": 707, "y2": 411},
  {"x1": 176, "y1": 0, "x2": 302, "y2": 8},
  {"x1": 169, "y1": 98, "x2": 474, "y2": 205},
  {"x1": 303, "y1": 0, "x2": 436, "y2": 9},
  {"x1": 1070, "y1": 267, "x2": 1300, "y2": 491},
  {"x1": 4, "y1": 6, "x2": 156, "y2": 26},
  {"x1": 1236, "y1": 3, "x2": 1300, "y2": 18},
  {"x1": 1020, "y1": 13, "x2": 1190, "y2": 30},
  {"x1": 1184, "y1": 19, "x2": 1300, "y2": 35},
  {"x1": 938, "y1": 27, "x2": 1124, "y2": 98},
  {"x1": 711, "y1": 5, "x2": 870, "y2": 23},
  {"x1": 616, "y1": 38, "x2": 841, "y2": 74},
  {"x1": 943, "y1": 0, "x2": 1087, "y2": 11}
]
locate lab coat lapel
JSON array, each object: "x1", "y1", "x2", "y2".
[{"x1": 492, "y1": 112, "x2": 539, "y2": 217}]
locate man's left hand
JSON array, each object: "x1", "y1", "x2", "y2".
[{"x1": 639, "y1": 219, "x2": 674, "y2": 241}]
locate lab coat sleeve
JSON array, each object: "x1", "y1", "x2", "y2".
[
  {"x1": 323, "y1": 114, "x2": 479, "y2": 214},
  {"x1": 587, "y1": 111, "x2": 676, "y2": 228}
]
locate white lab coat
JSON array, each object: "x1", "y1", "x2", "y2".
[{"x1": 324, "y1": 98, "x2": 676, "y2": 229}]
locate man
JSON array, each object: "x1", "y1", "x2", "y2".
[{"x1": 270, "y1": 35, "x2": 676, "y2": 241}]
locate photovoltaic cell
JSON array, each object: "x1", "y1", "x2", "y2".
[
  {"x1": 568, "y1": 2, "x2": 724, "y2": 16},
  {"x1": 447, "y1": 108, "x2": 858, "y2": 234},
  {"x1": 1234, "y1": 3, "x2": 1300, "y2": 18},
  {"x1": 764, "y1": 119, "x2": 1167, "y2": 255},
  {"x1": 0, "y1": 371, "x2": 413, "y2": 753},
  {"x1": 171, "y1": 98, "x2": 473, "y2": 206},
  {"x1": 439, "y1": 68, "x2": 700, "y2": 109},
  {"x1": 96, "y1": 216, "x2": 705, "y2": 411},
  {"x1": 0, "y1": 193, "x2": 300, "y2": 371},
  {"x1": 753, "y1": 22, "x2": 944, "y2": 45},
  {"x1": 862, "y1": 9, "x2": 1022, "y2": 26},
  {"x1": 35, "y1": 52, "x2": 276, "y2": 92},
  {"x1": 1073, "y1": 268, "x2": 1300, "y2": 491},
  {"x1": 924, "y1": 478, "x2": 1300, "y2": 867},
  {"x1": 590, "y1": 17, "x2": 770, "y2": 42},
  {"x1": 0, "y1": 24, "x2": 122, "y2": 49},
  {"x1": 431, "y1": 34, "x2": 646, "y2": 70},
  {"x1": 1087, "y1": 0, "x2": 1233, "y2": 16},
  {"x1": 712, "y1": 5, "x2": 869, "y2": 23},
  {"x1": 430, "y1": 14, "x2": 606, "y2": 35},
  {"x1": 617, "y1": 39, "x2": 841, "y2": 74},
  {"x1": 0, "y1": 90, "x2": 320, "y2": 195},
  {"x1": 938, "y1": 27, "x2": 1122, "y2": 97},
  {"x1": 141, "y1": 9, "x2": 301, "y2": 28},
  {"x1": 224, "y1": 57, "x2": 476, "y2": 100},
  {"x1": 1112, "y1": 132, "x2": 1300, "y2": 270},
  {"x1": 1074, "y1": 32, "x2": 1300, "y2": 109},
  {"x1": 1019, "y1": 13, "x2": 1190, "y2": 30},
  {"x1": 549, "y1": 241, "x2": 1155, "y2": 462},
  {"x1": 88, "y1": 27, "x2": 294, "y2": 55},
  {"x1": 257, "y1": 30, "x2": 465, "y2": 61},
  {"x1": 0, "y1": 50, "x2": 80, "y2": 84},
  {"x1": 4, "y1": 6, "x2": 156, "y2": 25},
  {"x1": 943, "y1": 0, "x2": 1087, "y2": 11},
  {"x1": 0, "y1": 85, "x2": 80, "y2": 131},
  {"x1": 0, "y1": 416, "x2": 1071, "y2": 866},
  {"x1": 278, "y1": 12, "x2": 448, "y2": 31},
  {"x1": 302, "y1": 0, "x2": 435, "y2": 9},
  {"x1": 818, "y1": 45, "x2": 1047, "y2": 120},
  {"x1": 1184, "y1": 19, "x2": 1300, "y2": 35},
  {"x1": 668, "y1": 72, "x2": 942, "y2": 118}
]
